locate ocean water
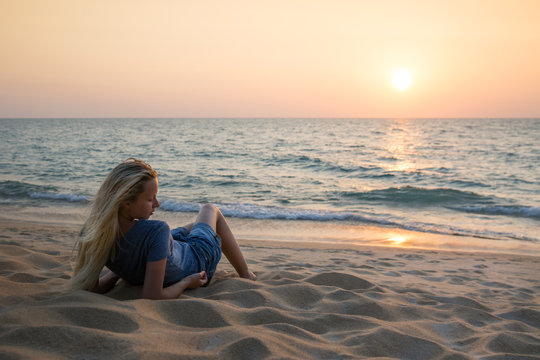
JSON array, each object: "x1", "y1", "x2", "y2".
[{"x1": 1, "y1": 118, "x2": 539, "y2": 253}]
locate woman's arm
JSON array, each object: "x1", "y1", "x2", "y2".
[
  {"x1": 141, "y1": 258, "x2": 208, "y2": 300},
  {"x1": 91, "y1": 271, "x2": 120, "y2": 294}
]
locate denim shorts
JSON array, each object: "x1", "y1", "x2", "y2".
[{"x1": 171, "y1": 223, "x2": 222, "y2": 285}]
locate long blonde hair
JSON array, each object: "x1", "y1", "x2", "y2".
[{"x1": 69, "y1": 158, "x2": 157, "y2": 291}]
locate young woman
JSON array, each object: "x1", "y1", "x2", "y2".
[{"x1": 69, "y1": 158, "x2": 255, "y2": 299}]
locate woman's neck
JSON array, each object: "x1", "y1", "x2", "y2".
[{"x1": 118, "y1": 214, "x2": 137, "y2": 237}]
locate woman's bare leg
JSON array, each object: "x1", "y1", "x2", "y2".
[{"x1": 195, "y1": 204, "x2": 255, "y2": 279}]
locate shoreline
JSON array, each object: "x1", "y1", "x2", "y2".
[
  {"x1": 1, "y1": 216, "x2": 539, "y2": 358},
  {"x1": 1, "y1": 203, "x2": 538, "y2": 256}
]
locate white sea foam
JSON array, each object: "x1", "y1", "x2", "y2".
[
  {"x1": 159, "y1": 200, "x2": 537, "y2": 242},
  {"x1": 29, "y1": 192, "x2": 90, "y2": 203},
  {"x1": 159, "y1": 200, "x2": 387, "y2": 223},
  {"x1": 448, "y1": 205, "x2": 540, "y2": 220}
]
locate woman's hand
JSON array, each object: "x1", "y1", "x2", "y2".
[
  {"x1": 143, "y1": 259, "x2": 208, "y2": 299},
  {"x1": 91, "y1": 271, "x2": 120, "y2": 294},
  {"x1": 184, "y1": 271, "x2": 208, "y2": 289}
]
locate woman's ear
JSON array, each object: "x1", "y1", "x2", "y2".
[{"x1": 120, "y1": 201, "x2": 131, "y2": 212}]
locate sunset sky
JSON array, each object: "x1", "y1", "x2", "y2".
[{"x1": 1, "y1": 0, "x2": 539, "y2": 118}]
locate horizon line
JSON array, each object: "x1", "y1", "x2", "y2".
[{"x1": 1, "y1": 116, "x2": 539, "y2": 120}]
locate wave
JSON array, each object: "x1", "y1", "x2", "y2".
[
  {"x1": 2, "y1": 179, "x2": 536, "y2": 242},
  {"x1": 266, "y1": 153, "x2": 375, "y2": 174},
  {"x1": 0, "y1": 180, "x2": 57, "y2": 198},
  {"x1": 0, "y1": 181, "x2": 90, "y2": 203},
  {"x1": 448, "y1": 205, "x2": 540, "y2": 220},
  {"x1": 29, "y1": 192, "x2": 90, "y2": 203},
  {"x1": 159, "y1": 200, "x2": 395, "y2": 224},
  {"x1": 449, "y1": 179, "x2": 492, "y2": 188},
  {"x1": 158, "y1": 200, "x2": 537, "y2": 242},
  {"x1": 340, "y1": 186, "x2": 495, "y2": 206}
]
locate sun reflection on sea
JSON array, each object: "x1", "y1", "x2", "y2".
[
  {"x1": 388, "y1": 235, "x2": 407, "y2": 245},
  {"x1": 382, "y1": 119, "x2": 420, "y2": 173}
]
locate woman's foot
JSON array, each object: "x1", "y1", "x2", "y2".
[{"x1": 239, "y1": 270, "x2": 257, "y2": 280}]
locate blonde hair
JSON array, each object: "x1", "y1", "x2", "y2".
[{"x1": 69, "y1": 158, "x2": 157, "y2": 291}]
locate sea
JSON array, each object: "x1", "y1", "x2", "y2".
[{"x1": 1, "y1": 118, "x2": 539, "y2": 254}]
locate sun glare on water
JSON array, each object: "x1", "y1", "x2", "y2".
[
  {"x1": 391, "y1": 69, "x2": 413, "y2": 91},
  {"x1": 388, "y1": 236, "x2": 407, "y2": 245}
]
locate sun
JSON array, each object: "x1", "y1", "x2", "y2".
[{"x1": 391, "y1": 69, "x2": 413, "y2": 91}]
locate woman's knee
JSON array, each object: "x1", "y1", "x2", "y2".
[
  {"x1": 195, "y1": 203, "x2": 219, "y2": 229},
  {"x1": 200, "y1": 203, "x2": 218, "y2": 214}
]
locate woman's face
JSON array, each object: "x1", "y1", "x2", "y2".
[{"x1": 124, "y1": 178, "x2": 160, "y2": 220}]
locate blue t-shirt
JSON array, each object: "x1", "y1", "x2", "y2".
[{"x1": 106, "y1": 220, "x2": 201, "y2": 286}]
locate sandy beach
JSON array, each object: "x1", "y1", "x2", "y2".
[
  {"x1": 3, "y1": 0, "x2": 540, "y2": 357},
  {"x1": 0, "y1": 218, "x2": 539, "y2": 359}
]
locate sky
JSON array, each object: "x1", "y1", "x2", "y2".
[{"x1": 1, "y1": 0, "x2": 539, "y2": 118}]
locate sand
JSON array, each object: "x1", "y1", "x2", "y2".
[{"x1": 0, "y1": 218, "x2": 539, "y2": 359}]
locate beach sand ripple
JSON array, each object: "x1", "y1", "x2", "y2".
[{"x1": 0, "y1": 220, "x2": 539, "y2": 359}]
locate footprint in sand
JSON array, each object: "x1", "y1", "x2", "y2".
[
  {"x1": 157, "y1": 300, "x2": 230, "y2": 328},
  {"x1": 486, "y1": 333, "x2": 540, "y2": 356},
  {"x1": 499, "y1": 308, "x2": 540, "y2": 329},
  {"x1": 8, "y1": 272, "x2": 48, "y2": 283},
  {"x1": 395, "y1": 253, "x2": 425, "y2": 260},
  {"x1": 57, "y1": 306, "x2": 140, "y2": 333},
  {"x1": 217, "y1": 336, "x2": 271, "y2": 359},
  {"x1": 305, "y1": 272, "x2": 375, "y2": 291}
]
